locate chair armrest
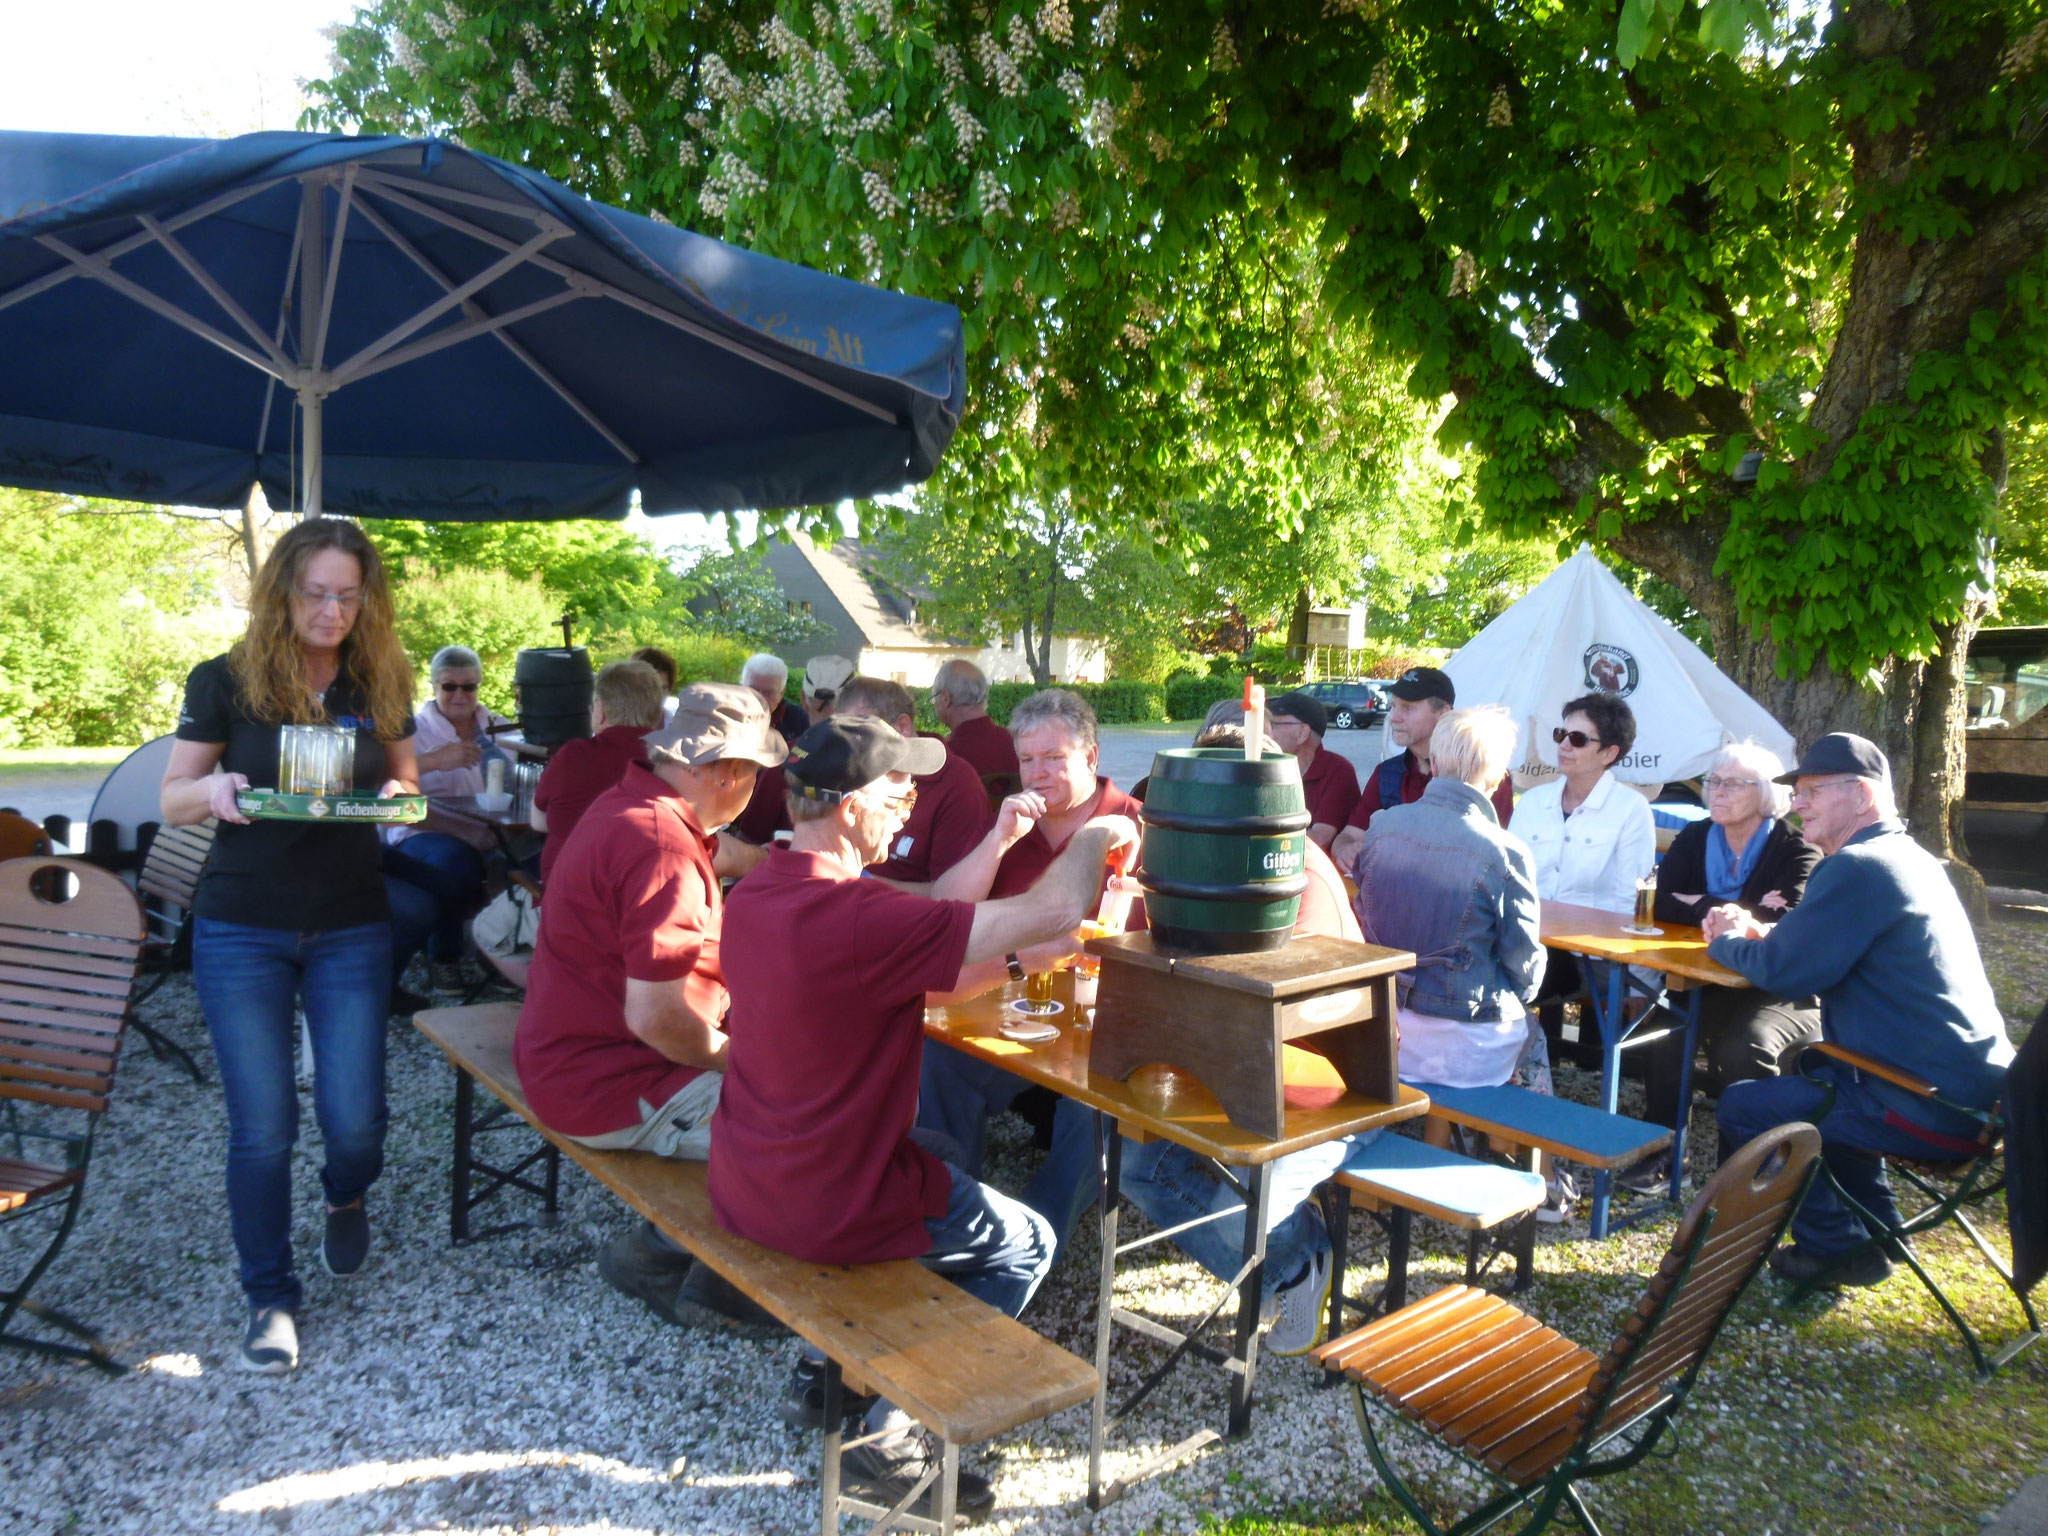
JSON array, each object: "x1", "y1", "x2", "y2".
[{"x1": 1804, "y1": 1040, "x2": 1943, "y2": 1099}]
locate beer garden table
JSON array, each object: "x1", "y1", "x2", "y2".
[
  {"x1": 1536, "y1": 901, "x2": 1750, "y2": 1236},
  {"x1": 925, "y1": 971, "x2": 1428, "y2": 1508}
]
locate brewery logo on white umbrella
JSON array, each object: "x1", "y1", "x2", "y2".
[{"x1": 1582, "y1": 643, "x2": 1640, "y2": 697}]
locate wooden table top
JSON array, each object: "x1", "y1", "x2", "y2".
[
  {"x1": 925, "y1": 972, "x2": 1429, "y2": 1166},
  {"x1": 1537, "y1": 900, "x2": 1747, "y2": 988}
]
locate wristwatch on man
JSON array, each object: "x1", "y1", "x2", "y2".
[{"x1": 1005, "y1": 953, "x2": 1026, "y2": 983}]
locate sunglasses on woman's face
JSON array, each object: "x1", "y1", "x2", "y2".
[
  {"x1": 1552, "y1": 727, "x2": 1602, "y2": 749},
  {"x1": 439, "y1": 681, "x2": 479, "y2": 694}
]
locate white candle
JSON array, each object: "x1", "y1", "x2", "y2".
[
  {"x1": 1244, "y1": 680, "x2": 1265, "y2": 761},
  {"x1": 485, "y1": 757, "x2": 505, "y2": 796}
]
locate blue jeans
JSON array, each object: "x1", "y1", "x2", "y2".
[
  {"x1": 917, "y1": 1042, "x2": 1101, "y2": 1260},
  {"x1": 385, "y1": 832, "x2": 485, "y2": 964},
  {"x1": 193, "y1": 917, "x2": 392, "y2": 1309},
  {"x1": 1716, "y1": 1063, "x2": 1953, "y2": 1256},
  {"x1": 1117, "y1": 1129, "x2": 1375, "y2": 1299}
]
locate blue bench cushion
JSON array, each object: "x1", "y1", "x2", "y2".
[
  {"x1": 1406, "y1": 1081, "x2": 1670, "y2": 1166},
  {"x1": 1337, "y1": 1133, "x2": 1547, "y2": 1229}
]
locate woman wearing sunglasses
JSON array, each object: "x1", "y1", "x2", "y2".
[
  {"x1": 1515, "y1": 691, "x2": 1658, "y2": 917},
  {"x1": 384, "y1": 644, "x2": 516, "y2": 995}
]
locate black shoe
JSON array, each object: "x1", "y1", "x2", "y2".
[
  {"x1": 597, "y1": 1224, "x2": 694, "y2": 1325},
  {"x1": 1770, "y1": 1241, "x2": 1894, "y2": 1288},
  {"x1": 238, "y1": 1305, "x2": 298, "y2": 1374},
  {"x1": 670, "y1": 1262, "x2": 788, "y2": 1339},
  {"x1": 843, "y1": 1416, "x2": 996, "y2": 1520},
  {"x1": 1616, "y1": 1153, "x2": 1680, "y2": 1197},
  {"x1": 323, "y1": 1202, "x2": 370, "y2": 1277},
  {"x1": 782, "y1": 1355, "x2": 880, "y2": 1430}
]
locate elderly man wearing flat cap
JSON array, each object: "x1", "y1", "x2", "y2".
[
  {"x1": 514, "y1": 681, "x2": 787, "y2": 1330},
  {"x1": 1709, "y1": 733, "x2": 2014, "y2": 1288},
  {"x1": 1266, "y1": 690, "x2": 1360, "y2": 852},
  {"x1": 711, "y1": 714, "x2": 1138, "y2": 1518}
]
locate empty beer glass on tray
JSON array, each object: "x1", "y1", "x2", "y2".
[{"x1": 278, "y1": 724, "x2": 355, "y2": 796}]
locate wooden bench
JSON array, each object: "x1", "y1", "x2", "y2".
[
  {"x1": 1321, "y1": 1133, "x2": 1549, "y2": 1339},
  {"x1": 129, "y1": 819, "x2": 214, "y2": 1082},
  {"x1": 414, "y1": 1003, "x2": 1097, "y2": 1534}
]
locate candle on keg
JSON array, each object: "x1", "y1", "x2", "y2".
[
  {"x1": 486, "y1": 757, "x2": 506, "y2": 796},
  {"x1": 1243, "y1": 678, "x2": 1265, "y2": 761}
]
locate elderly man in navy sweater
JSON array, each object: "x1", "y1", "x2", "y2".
[{"x1": 1708, "y1": 734, "x2": 2014, "y2": 1288}]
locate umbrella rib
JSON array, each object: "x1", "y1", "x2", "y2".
[
  {"x1": 346, "y1": 194, "x2": 640, "y2": 463},
  {"x1": 135, "y1": 214, "x2": 293, "y2": 373},
  {"x1": 253, "y1": 212, "x2": 305, "y2": 462},
  {"x1": 309, "y1": 165, "x2": 357, "y2": 374},
  {"x1": 0, "y1": 178, "x2": 279, "y2": 317},
  {"x1": 34, "y1": 233, "x2": 288, "y2": 382},
  {"x1": 337, "y1": 288, "x2": 587, "y2": 387},
  {"x1": 353, "y1": 172, "x2": 901, "y2": 426},
  {"x1": 322, "y1": 225, "x2": 567, "y2": 385}
]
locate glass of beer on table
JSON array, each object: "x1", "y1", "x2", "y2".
[{"x1": 1626, "y1": 876, "x2": 1661, "y2": 935}]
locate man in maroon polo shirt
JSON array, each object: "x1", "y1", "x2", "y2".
[
  {"x1": 513, "y1": 681, "x2": 786, "y2": 1333},
  {"x1": 931, "y1": 657, "x2": 1020, "y2": 797},
  {"x1": 1267, "y1": 689, "x2": 1361, "y2": 851},
  {"x1": 1330, "y1": 666, "x2": 1514, "y2": 874},
  {"x1": 916, "y1": 687, "x2": 1144, "y2": 1263},
  {"x1": 714, "y1": 715, "x2": 1136, "y2": 1516},
  {"x1": 527, "y1": 659, "x2": 665, "y2": 887},
  {"x1": 833, "y1": 675, "x2": 993, "y2": 884}
]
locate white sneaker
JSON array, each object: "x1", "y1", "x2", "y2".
[
  {"x1": 1535, "y1": 1167, "x2": 1579, "y2": 1225},
  {"x1": 1263, "y1": 1231, "x2": 1334, "y2": 1357}
]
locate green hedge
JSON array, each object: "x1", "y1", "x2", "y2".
[
  {"x1": 905, "y1": 679, "x2": 1173, "y2": 731},
  {"x1": 1165, "y1": 674, "x2": 1248, "y2": 722}
]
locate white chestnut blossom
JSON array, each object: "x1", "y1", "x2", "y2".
[
  {"x1": 1092, "y1": 0, "x2": 1118, "y2": 48},
  {"x1": 1036, "y1": 0, "x2": 1073, "y2": 47},
  {"x1": 1448, "y1": 249, "x2": 1478, "y2": 296},
  {"x1": 1211, "y1": 20, "x2": 1239, "y2": 72},
  {"x1": 948, "y1": 100, "x2": 986, "y2": 152},
  {"x1": 1486, "y1": 85, "x2": 1512, "y2": 127}
]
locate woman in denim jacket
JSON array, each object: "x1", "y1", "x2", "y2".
[{"x1": 1352, "y1": 706, "x2": 1548, "y2": 1090}]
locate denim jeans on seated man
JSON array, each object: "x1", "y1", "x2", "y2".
[
  {"x1": 1715, "y1": 1061, "x2": 1949, "y2": 1257},
  {"x1": 383, "y1": 831, "x2": 485, "y2": 967},
  {"x1": 1116, "y1": 1128, "x2": 1379, "y2": 1299},
  {"x1": 192, "y1": 917, "x2": 391, "y2": 1311},
  {"x1": 917, "y1": 1041, "x2": 1102, "y2": 1260}
]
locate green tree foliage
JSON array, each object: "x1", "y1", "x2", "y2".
[
  {"x1": 0, "y1": 493, "x2": 242, "y2": 748},
  {"x1": 310, "y1": 0, "x2": 2048, "y2": 861},
  {"x1": 388, "y1": 566, "x2": 564, "y2": 716},
  {"x1": 1994, "y1": 421, "x2": 2048, "y2": 626}
]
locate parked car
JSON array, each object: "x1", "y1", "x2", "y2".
[{"x1": 1300, "y1": 679, "x2": 1389, "y2": 730}]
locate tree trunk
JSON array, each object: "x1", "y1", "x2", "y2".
[
  {"x1": 1286, "y1": 585, "x2": 1311, "y2": 662},
  {"x1": 1613, "y1": 513, "x2": 1989, "y2": 922},
  {"x1": 238, "y1": 486, "x2": 266, "y2": 580}
]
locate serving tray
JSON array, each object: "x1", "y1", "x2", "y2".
[{"x1": 235, "y1": 790, "x2": 428, "y2": 824}]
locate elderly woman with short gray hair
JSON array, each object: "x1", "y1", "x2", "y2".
[
  {"x1": 385, "y1": 644, "x2": 515, "y2": 994},
  {"x1": 1619, "y1": 739, "x2": 1823, "y2": 1192}
]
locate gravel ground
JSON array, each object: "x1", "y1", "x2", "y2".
[{"x1": 4, "y1": 898, "x2": 2044, "y2": 1536}]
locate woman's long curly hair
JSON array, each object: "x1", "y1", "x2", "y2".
[{"x1": 229, "y1": 518, "x2": 414, "y2": 740}]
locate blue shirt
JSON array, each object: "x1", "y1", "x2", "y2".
[{"x1": 1707, "y1": 819, "x2": 2012, "y2": 1129}]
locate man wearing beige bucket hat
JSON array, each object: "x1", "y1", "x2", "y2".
[{"x1": 514, "y1": 681, "x2": 787, "y2": 1331}]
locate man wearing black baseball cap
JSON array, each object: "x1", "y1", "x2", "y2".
[
  {"x1": 1331, "y1": 667, "x2": 1514, "y2": 872},
  {"x1": 1267, "y1": 690, "x2": 1360, "y2": 851},
  {"x1": 1707, "y1": 733, "x2": 2014, "y2": 1288},
  {"x1": 709, "y1": 715, "x2": 1138, "y2": 1516}
]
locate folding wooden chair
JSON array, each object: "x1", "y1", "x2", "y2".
[
  {"x1": 128, "y1": 821, "x2": 215, "y2": 1082},
  {"x1": 0, "y1": 855, "x2": 147, "y2": 1373},
  {"x1": 1784, "y1": 1041, "x2": 2041, "y2": 1377},
  {"x1": 1315, "y1": 1122, "x2": 1820, "y2": 1536}
]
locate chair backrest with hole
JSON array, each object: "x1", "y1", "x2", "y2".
[
  {"x1": 0, "y1": 857, "x2": 147, "y2": 1116},
  {"x1": 0, "y1": 811, "x2": 51, "y2": 862},
  {"x1": 1576, "y1": 1122, "x2": 1821, "y2": 1440}
]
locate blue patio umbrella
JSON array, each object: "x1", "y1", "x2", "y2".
[{"x1": 0, "y1": 131, "x2": 965, "y2": 520}]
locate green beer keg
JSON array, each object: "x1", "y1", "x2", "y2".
[{"x1": 1137, "y1": 748, "x2": 1310, "y2": 952}]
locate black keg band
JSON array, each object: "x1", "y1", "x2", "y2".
[
  {"x1": 1137, "y1": 872, "x2": 1311, "y2": 903},
  {"x1": 1138, "y1": 807, "x2": 1313, "y2": 835}
]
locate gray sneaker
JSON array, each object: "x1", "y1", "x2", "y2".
[
  {"x1": 1534, "y1": 1167, "x2": 1579, "y2": 1225},
  {"x1": 843, "y1": 1415, "x2": 995, "y2": 1520},
  {"x1": 1264, "y1": 1224, "x2": 1334, "y2": 1358},
  {"x1": 239, "y1": 1305, "x2": 298, "y2": 1373},
  {"x1": 596, "y1": 1224, "x2": 694, "y2": 1326}
]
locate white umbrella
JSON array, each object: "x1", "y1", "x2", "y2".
[{"x1": 1441, "y1": 545, "x2": 1795, "y2": 790}]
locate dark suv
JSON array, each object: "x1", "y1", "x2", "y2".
[{"x1": 1300, "y1": 679, "x2": 1389, "y2": 730}]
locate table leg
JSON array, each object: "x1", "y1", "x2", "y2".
[
  {"x1": 1226, "y1": 1162, "x2": 1271, "y2": 1439},
  {"x1": 1667, "y1": 989, "x2": 1702, "y2": 1203},
  {"x1": 1088, "y1": 1113, "x2": 1119, "y2": 1511},
  {"x1": 1588, "y1": 959, "x2": 1627, "y2": 1238},
  {"x1": 451, "y1": 1069, "x2": 476, "y2": 1244}
]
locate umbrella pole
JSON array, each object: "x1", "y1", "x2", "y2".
[
  {"x1": 298, "y1": 387, "x2": 322, "y2": 516},
  {"x1": 298, "y1": 176, "x2": 325, "y2": 518}
]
